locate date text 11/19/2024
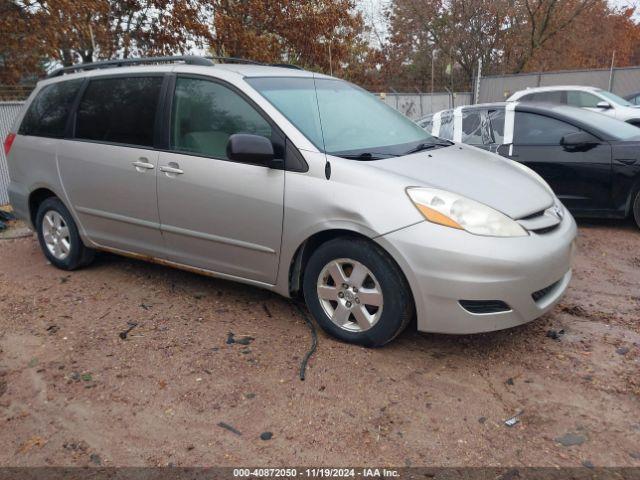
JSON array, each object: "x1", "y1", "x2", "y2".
[{"x1": 233, "y1": 468, "x2": 400, "y2": 477}]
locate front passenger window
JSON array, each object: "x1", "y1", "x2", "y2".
[
  {"x1": 171, "y1": 77, "x2": 272, "y2": 159},
  {"x1": 514, "y1": 112, "x2": 581, "y2": 145}
]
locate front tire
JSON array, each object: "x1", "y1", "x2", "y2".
[
  {"x1": 35, "y1": 197, "x2": 94, "y2": 270},
  {"x1": 302, "y1": 237, "x2": 413, "y2": 347},
  {"x1": 634, "y1": 191, "x2": 640, "y2": 229}
]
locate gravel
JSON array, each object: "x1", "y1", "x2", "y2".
[{"x1": 0, "y1": 219, "x2": 638, "y2": 466}]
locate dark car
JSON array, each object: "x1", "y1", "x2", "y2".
[
  {"x1": 417, "y1": 102, "x2": 640, "y2": 227},
  {"x1": 625, "y1": 91, "x2": 640, "y2": 105}
]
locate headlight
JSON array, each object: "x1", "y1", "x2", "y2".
[{"x1": 406, "y1": 187, "x2": 528, "y2": 237}]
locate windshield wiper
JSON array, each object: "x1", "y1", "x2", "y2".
[
  {"x1": 404, "y1": 141, "x2": 453, "y2": 155},
  {"x1": 338, "y1": 152, "x2": 399, "y2": 160}
]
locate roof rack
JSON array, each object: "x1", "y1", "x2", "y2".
[
  {"x1": 205, "y1": 56, "x2": 264, "y2": 65},
  {"x1": 47, "y1": 55, "x2": 214, "y2": 78},
  {"x1": 46, "y1": 55, "x2": 306, "y2": 79},
  {"x1": 270, "y1": 63, "x2": 304, "y2": 70},
  {"x1": 207, "y1": 57, "x2": 304, "y2": 70}
]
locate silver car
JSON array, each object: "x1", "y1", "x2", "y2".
[{"x1": 5, "y1": 56, "x2": 576, "y2": 346}]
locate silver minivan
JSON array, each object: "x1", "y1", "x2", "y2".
[{"x1": 5, "y1": 56, "x2": 577, "y2": 346}]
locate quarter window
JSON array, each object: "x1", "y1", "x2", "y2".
[
  {"x1": 19, "y1": 79, "x2": 82, "y2": 138},
  {"x1": 514, "y1": 112, "x2": 581, "y2": 145},
  {"x1": 171, "y1": 77, "x2": 272, "y2": 159},
  {"x1": 75, "y1": 76, "x2": 163, "y2": 147}
]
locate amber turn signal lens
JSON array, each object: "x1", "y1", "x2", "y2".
[{"x1": 416, "y1": 204, "x2": 463, "y2": 230}]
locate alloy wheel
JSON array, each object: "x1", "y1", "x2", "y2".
[
  {"x1": 316, "y1": 258, "x2": 384, "y2": 332},
  {"x1": 42, "y1": 210, "x2": 71, "y2": 261}
]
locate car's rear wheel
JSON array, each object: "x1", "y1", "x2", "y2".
[
  {"x1": 633, "y1": 191, "x2": 640, "y2": 229},
  {"x1": 35, "y1": 197, "x2": 94, "y2": 270},
  {"x1": 302, "y1": 237, "x2": 413, "y2": 347}
]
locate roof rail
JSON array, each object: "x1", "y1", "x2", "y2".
[
  {"x1": 46, "y1": 55, "x2": 306, "y2": 79},
  {"x1": 207, "y1": 57, "x2": 304, "y2": 70},
  {"x1": 47, "y1": 55, "x2": 214, "y2": 78},
  {"x1": 205, "y1": 56, "x2": 265, "y2": 65},
  {"x1": 270, "y1": 63, "x2": 304, "y2": 70}
]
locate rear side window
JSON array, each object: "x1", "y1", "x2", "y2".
[
  {"x1": 19, "y1": 80, "x2": 82, "y2": 138},
  {"x1": 522, "y1": 91, "x2": 565, "y2": 104},
  {"x1": 514, "y1": 112, "x2": 581, "y2": 145},
  {"x1": 171, "y1": 77, "x2": 272, "y2": 159},
  {"x1": 75, "y1": 76, "x2": 163, "y2": 147}
]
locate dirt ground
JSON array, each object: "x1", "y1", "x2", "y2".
[{"x1": 0, "y1": 219, "x2": 638, "y2": 468}]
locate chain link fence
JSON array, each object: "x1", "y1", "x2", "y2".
[
  {"x1": 0, "y1": 101, "x2": 24, "y2": 204},
  {"x1": 380, "y1": 92, "x2": 472, "y2": 120}
]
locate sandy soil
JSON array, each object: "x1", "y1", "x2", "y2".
[{"x1": 0, "y1": 219, "x2": 638, "y2": 468}]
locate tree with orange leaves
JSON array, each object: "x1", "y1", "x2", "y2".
[
  {"x1": 210, "y1": 0, "x2": 375, "y2": 84},
  {"x1": 384, "y1": 0, "x2": 640, "y2": 91},
  {"x1": 0, "y1": 0, "x2": 213, "y2": 83}
]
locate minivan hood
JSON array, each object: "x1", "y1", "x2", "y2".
[{"x1": 370, "y1": 144, "x2": 554, "y2": 219}]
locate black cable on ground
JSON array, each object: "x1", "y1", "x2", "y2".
[
  {"x1": 0, "y1": 210, "x2": 14, "y2": 222},
  {"x1": 294, "y1": 302, "x2": 317, "y2": 381}
]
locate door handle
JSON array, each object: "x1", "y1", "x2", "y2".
[
  {"x1": 132, "y1": 159, "x2": 155, "y2": 171},
  {"x1": 160, "y1": 162, "x2": 184, "y2": 175}
]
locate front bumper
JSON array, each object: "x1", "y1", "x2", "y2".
[{"x1": 376, "y1": 214, "x2": 577, "y2": 334}]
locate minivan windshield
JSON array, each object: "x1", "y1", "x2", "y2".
[{"x1": 247, "y1": 77, "x2": 448, "y2": 159}]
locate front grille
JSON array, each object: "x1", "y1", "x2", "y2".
[
  {"x1": 530, "y1": 224, "x2": 559, "y2": 235},
  {"x1": 459, "y1": 300, "x2": 511, "y2": 314},
  {"x1": 532, "y1": 280, "x2": 560, "y2": 303},
  {"x1": 519, "y1": 210, "x2": 545, "y2": 221}
]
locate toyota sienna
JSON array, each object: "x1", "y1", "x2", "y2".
[{"x1": 5, "y1": 56, "x2": 577, "y2": 346}]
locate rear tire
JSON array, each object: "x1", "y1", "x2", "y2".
[
  {"x1": 35, "y1": 197, "x2": 94, "y2": 270},
  {"x1": 634, "y1": 191, "x2": 640, "y2": 229},
  {"x1": 302, "y1": 237, "x2": 413, "y2": 347}
]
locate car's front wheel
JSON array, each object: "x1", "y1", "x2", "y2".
[
  {"x1": 302, "y1": 237, "x2": 413, "y2": 347},
  {"x1": 35, "y1": 197, "x2": 95, "y2": 270},
  {"x1": 633, "y1": 191, "x2": 640, "y2": 229}
]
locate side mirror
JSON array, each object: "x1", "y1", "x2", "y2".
[
  {"x1": 596, "y1": 101, "x2": 612, "y2": 109},
  {"x1": 561, "y1": 131, "x2": 598, "y2": 146},
  {"x1": 226, "y1": 134, "x2": 276, "y2": 166}
]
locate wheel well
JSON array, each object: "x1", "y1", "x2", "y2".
[
  {"x1": 630, "y1": 184, "x2": 640, "y2": 216},
  {"x1": 288, "y1": 230, "x2": 371, "y2": 298},
  {"x1": 28, "y1": 188, "x2": 57, "y2": 226},
  {"x1": 287, "y1": 229, "x2": 415, "y2": 310}
]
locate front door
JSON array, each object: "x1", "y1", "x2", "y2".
[
  {"x1": 156, "y1": 76, "x2": 284, "y2": 284},
  {"x1": 58, "y1": 75, "x2": 166, "y2": 256},
  {"x1": 506, "y1": 111, "x2": 612, "y2": 212}
]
